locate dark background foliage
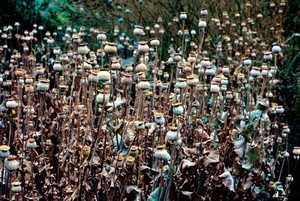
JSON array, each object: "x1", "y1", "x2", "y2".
[{"x1": 0, "y1": 0, "x2": 299, "y2": 200}]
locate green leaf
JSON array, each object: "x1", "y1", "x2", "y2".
[
  {"x1": 246, "y1": 146, "x2": 260, "y2": 164},
  {"x1": 148, "y1": 187, "x2": 163, "y2": 201}
]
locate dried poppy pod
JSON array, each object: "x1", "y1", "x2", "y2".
[
  {"x1": 83, "y1": 61, "x2": 92, "y2": 70},
  {"x1": 72, "y1": 34, "x2": 81, "y2": 44},
  {"x1": 96, "y1": 89, "x2": 109, "y2": 104},
  {"x1": 166, "y1": 126, "x2": 181, "y2": 143},
  {"x1": 97, "y1": 69, "x2": 110, "y2": 82},
  {"x1": 136, "y1": 71, "x2": 146, "y2": 80},
  {"x1": 195, "y1": 83, "x2": 207, "y2": 91},
  {"x1": 183, "y1": 64, "x2": 192, "y2": 74},
  {"x1": 275, "y1": 105, "x2": 284, "y2": 114},
  {"x1": 172, "y1": 102, "x2": 184, "y2": 115},
  {"x1": 150, "y1": 38, "x2": 160, "y2": 47},
  {"x1": 5, "y1": 155, "x2": 19, "y2": 171},
  {"x1": 11, "y1": 181, "x2": 22, "y2": 193},
  {"x1": 138, "y1": 41, "x2": 149, "y2": 53},
  {"x1": 129, "y1": 145, "x2": 140, "y2": 156},
  {"x1": 113, "y1": 155, "x2": 125, "y2": 169},
  {"x1": 136, "y1": 62, "x2": 147, "y2": 72},
  {"x1": 210, "y1": 82, "x2": 220, "y2": 93},
  {"x1": 97, "y1": 31, "x2": 107, "y2": 41},
  {"x1": 88, "y1": 69, "x2": 99, "y2": 83},
  {"x1": 23, "y1": 105, "x2": 35, "y2": 114},
  {"x1": 25, "y1": 75, "x2": 34, "y2": 84},
  {"x1": 53, "y1": 60, "x2": 63, "y2": 72},
  {"x1": 104, "y1": 42, "x2": 117, "y2": 54},
  {"x1": 175, "y1": 78, "x2": 187, "y2": 89},
  {"x1": 133, "y1": 25, "x2": 144, "y2": 36},
  {"x1": 187, "y1": 54, "x2": 196, "y2": 63},
  {"x1": 37, "y1": 78, "x2": 50, "y2": 92},
  {"x1": 111, "y1": 60, "x2": 121, "y2": 70},
  {"x1": 26, "y1": 138, "x2": 38, "y2": 149},
  {"x1": 35, "y1": 66, "x2": 45, "y2": 75},
  {"x1": 0, "y1": 145, "x2": 10, "y2": 158},
  {"x1": 250, "y1": 66, "x2": 261, "y2": 77},
  {"x1": 205, "y1": 66, "x2": 215, "y2": 76},
  {"x1": 172, "y1": 53, "x2": 182, "y2": 62},
  {"x1": 15, "y1": 69, "x2": 25, "y2": 77},
  {"x1": 58, "y1": 84, "x2": 68, "y2": 93},
  {"x1": 154, "y1": 145, "x2": 170, "y2": 161},
  {"x1": 186, "y1": 74, "x2": 199, "y2": 86},
  {"x1": 121, "y1": 73, "x2": 132, "y2": 85},
  {"x1": 60, "y1": 54, "x2": 69, "y2": 62},
  {"x1": 263, "y1": 51, "x2": 273, "y2": 61},
  {"x1": 137, "y1": 79, "x2": 150, "y2": 90},
  {"x1": 180, "y1": 12, "x2": 187, "y2": 20},
  {"x1": 154, "y1": 112, "x2": 165, "y2": 125},
  {"x1": 6, "y1": 98, "x2": 18, "y2": 109},
  {"x1": 125, "y1": 156, "x2": 135, "y2": 167}
]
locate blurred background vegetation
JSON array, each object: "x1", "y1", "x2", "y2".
[{"x1": 0, "y1": 0, "x2": 300, "y2": 199}]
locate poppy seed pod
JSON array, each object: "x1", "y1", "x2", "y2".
[
  {"x1": 37, "y1": 78, "x2": 50, "y2": 91},
  {"x1": 210, "y1": 83, "x2": 220, "y2": 93},
  {"x1": 53, "y1": 60, "x2": 64, "y2": 72},
  {"x1": 125, "y1": 156, "x2": 135, "y2": 167},
  {"x1": 133, "y1": 26, "x2": 144, "y2": 36},
  {"x1": 154, "y1": 113, "x2": 165, "y2": 125},
  {"x1": 26, "y1": 138, "x2": 38, "y2": 149},
  {"x1": 172, "y1": 53, "x2": 182, "y2": 62},
  {"x1": 136, "y1": 62, "x2": 148, "y2": 72},
  {"x1": 129, "y1": 145, "x2": 140, "y2": 156},
  {"x1": 175, "y1": 78, "x2": 187, "y2": 89},
  {"x1": 263, "y1": 51, "x2": 273, "y2": 61},
  {"x1": 282, "y1": 125, "x2": 290, "y2": 133},
  {"x1": 6, "y1": 99, "x2": 18, "y2": 109},
  {"x1": 243, "y1": 59, "x2": 252, "y2": 66},
  {"x1": 113, "y1": 155, "x2": 125, "y2": 169},
  {"x1": 111, "y1": 60, "x2": 121, "y2": 70},
  {"x1": 96, "y1": 90, "x2": 109, "y2": 104},
  {"x1": 172, "y1": 102, "x2": 184, "y2": 115},
  {"x1": 293, "y1": 147, "x2": 300, "y2": 156},
  {"x1": 88, "y1": 70, "x2": 98, "y2": 83},
  {"x1": 205, "y1": 66, "x2": 216, "y2": 76},
  {"x1": 0, "y1": 145, "x2": 10, "y2": 158},
  {"x1": 121, "y1": 73, "x2": 132, "y2": 85},
  {"x1": 5, "y1": 155, "x2": 19, "y2": 171},
  {"x1": 104, "y1": 42, "x2": 117, "y2": 54},
  {"x1": 97, "y1": 70, "x2": 110, "y2": 82},
  {"x1": 272, "y1": 45, "x2": 281, "y2": 54},
  {"x1": 198, "y1": 20, "x2": 207, "y2": 28},
  {"x1": 180, "y1": 12, "x2": 187, "y2": 20},
  {"x1": 138, "y1": 41, "x2": 149, "y2": 53},
  {"x1": 23, "y1": 105, "x2": 35, "y2": 114},
  {"x1": 97, "y1": 32, "x2": 106, "y2": 41},
  {"x1": 15, "y1": 69, "x2": 25, "y2": 77},
  {"x1": 200, "y1": 58, "x2": 211, "y2": 67},
  {"x1": 166, "y1": 126, "x2": 181, "y2": 143},
  {"x1": 200, "y1": 9, "x2": 208, "y2": 16},
  {"x1": 11, "y1": 181, "x2": 22, "y2": 193},
  {"x1": 150, "y1": 38, "x2": 160, "y2": 47},
  {"x1": 137, "y1": 79, "x2": 150, "y2": 90},
  {"x1": 186, "y1": 74, "x2": 199, "y2": 86}
]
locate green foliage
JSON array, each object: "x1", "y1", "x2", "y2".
[
  {"x1": 246, "y1": 146, "x2": 260, "y2": 164},
  {"x1": 148, "y1": 187, "x2": 163, "y2": 201}
]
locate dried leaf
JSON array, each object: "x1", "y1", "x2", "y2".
[
  {"x1": 234, "y1": 137, "x2": 246, "y2": 158},
  {"x1": 219, "y1": 170, "x2": 235, "y2": 192},
  {"x1": 203, "y1": 149, "x2": 219, "y2": 167}
]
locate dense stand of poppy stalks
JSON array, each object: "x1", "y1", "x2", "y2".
[{"x1": 0, "y1": 3, "x2": 299, "y2": 201}]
